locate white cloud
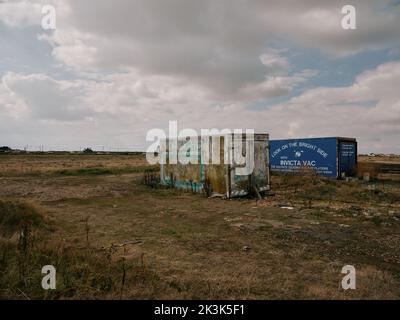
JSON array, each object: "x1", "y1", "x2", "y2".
[
  {"x1": 1, "y1": 61, "x2": 399, "y2": 152},
  {"x1": 0, "y1": 0, "x2": 62, "y2": 27},
  {"x1": 260, "y1": 52, "x2": 290, "y2": 75},
  {"x1": 1, "y1": 1, "x2": 399, "y2": 152},
  {"x1": 0, "y1": 0, "x2": 42, "y2": 27},
  {"x1": 238, "y1": 69, "x2": 317, "y2": 101},
  {"x1": 2, "y1": 72, "x2": 93, "y2": 120},
  {"x1": 263, "y1": 61, "x2": 400, "y2": 153},
  {"x1": 30, "y1": 0, "x2": 397, "y2": 98},
  {"x1": 3, "y1": 0, "x2": 399, "y2": 101}
]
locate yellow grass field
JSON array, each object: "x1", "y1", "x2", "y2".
[{"x1": 1, "y1": 153, "x2": 400, "y2": 299}]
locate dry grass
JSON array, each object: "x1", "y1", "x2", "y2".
[
  {"x1": 0, "y1": 199, "x2": 163, "y2": 300},
  {"x1": 0, "y1": 201, "x2": 44, "y2": 235},
  {"x1": 0, "y1": 154, "x2": 150, "y2": 176},
  {"x1": 1, "y1": 154, "x2": 400, "y2": 299}
]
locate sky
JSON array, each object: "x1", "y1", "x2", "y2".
[{"x1": 0, "y1": 0, "x2": 399, "y2": 153}]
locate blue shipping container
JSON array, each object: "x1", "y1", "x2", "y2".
[{"x1": 269, "y1": 137, "x2": 357, "y2": 178}]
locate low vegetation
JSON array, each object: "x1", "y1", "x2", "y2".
[
  {"x1": 0, "y1": 200, "x2": 162, "y2": 299},
  {"x1": 0, "y1": 146, "x2": 12, "y2": 153},
  {"x1": 0, "y1": 154, "x2": 399, "y2": 299},
  {"x1": 54, "y1": 165, "x2": 158, "y2": 176},
  {"x1": 0, "y1": 201, "x2": 44, "y2": 236}
]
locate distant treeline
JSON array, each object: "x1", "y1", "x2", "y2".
[{"x1": 0, "y1": 146, "x2": 12, "y2": 153}]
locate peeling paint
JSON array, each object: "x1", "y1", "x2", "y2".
[{"x1": 160, "y1": 134, "x2": 270, "y2": 198}]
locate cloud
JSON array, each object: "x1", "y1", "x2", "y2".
[
  {"x1": 237, "y1": 69, "x2": 317, "y2": 100},
  {"x1": 48, "y1": 1, "x2": 400, "y2": 64},
  {"x1": 1, "y1": 1, "x2": 399, "y2": 152},
  {"x1": 0, "y1": 0, "x2": 43, "y2": 26},
  {"x1": 260, "y1": 52, "x2": 290, "y2": 75},
  {"x1": 0, "y1": 0, "x2": 62, "y2": 27},
  {"x1": 1, "y1": 61, "x2": 399, "y2": 152},
  {"x1": 262, "y1": 61, "x2": 400, "y2": 153},
  {"x1": 2, "y1": 72, "x2": 94, "y2": 120},
  {"x1": 3, "y1": 0, "x2": 400, "y2": 101}
]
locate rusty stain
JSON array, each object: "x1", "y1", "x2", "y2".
[{"x1": 160, "y1": 134, "x2": 270, "y2": 198}]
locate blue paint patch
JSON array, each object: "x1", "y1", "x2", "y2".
[
  {"x1": 270, "y1": 137, "x2": 357, "y2": 178},
  {"x1": 270, "y1": 137, "x2": 338, "y2": 177}
]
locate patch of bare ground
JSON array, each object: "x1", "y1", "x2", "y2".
[{"x1": 1, "y1": 154, "x2": 400, "y2": 299}]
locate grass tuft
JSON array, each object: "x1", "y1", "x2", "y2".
[
  {"x1": 54, "y1": 166, "x2": 158, "y2": 176},
  {"x1": 0, "y1": 200, "x2": 44, "y2": 235}
]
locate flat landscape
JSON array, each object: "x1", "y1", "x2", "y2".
[{"x1": 1, "y1": 153, "x2": 400, "y2": 299}]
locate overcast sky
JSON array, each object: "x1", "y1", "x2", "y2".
[{"x1": 0, "y1": 0, "x2": 399, "y2": 153}]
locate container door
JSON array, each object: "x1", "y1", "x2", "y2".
[
  {"x1": 338, "y1": 141, "x2": 357, "y2": 176},
  {"x1": 251, "y1": 135, "x2": 270, "y2": 192},
  {"x1": 229, "y1": 134, "x2": 269, "y2": 197},
  {"x1": 229, "y1": 135, "x2": 251, "y2": 197}
]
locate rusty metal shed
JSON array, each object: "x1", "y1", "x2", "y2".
[{"x1": 160, "y1": 133, "x2": 270, "y2": 198}]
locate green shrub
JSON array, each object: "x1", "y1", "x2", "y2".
[{"x1": 0, "y1": 201, "x2": 44, "y2": 235}]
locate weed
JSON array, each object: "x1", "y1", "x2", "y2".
[
  {"x1": 55, "y1": 166, "x2": 157, "y2": 176},
  {"x1": 84, "y1": 216, "x2": 90, "y2": 247},
  {"x1": 141, "y1": 170, "x2": 161, "y2": 188},
  {"x1": 0, "y1": 201, "x2": 44, "y2": 236},
  {"x1": 202, "y1": 178, "x2": 212, "y2": 197},
  {"x1": 371, "y1": 216, "x2": 383, "y2": 226}
]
